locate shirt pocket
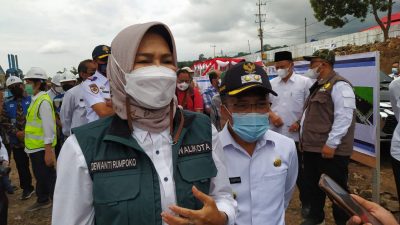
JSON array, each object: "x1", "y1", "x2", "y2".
[
  {"x1": 177, "y1": 154, "x2": 218, "y2": 194},
  {"x1": 253, "y1": 171, "x2": 287, "y2": 208},
  {"x1": 92, "y1": 170, "x2": 141, "y2": 224},
  {"x1": 291, "y1": 90, "x2": 305, "y2": 112},
  {"x1": 342, "y1": 90, "x2": 356, "y2": 109}
]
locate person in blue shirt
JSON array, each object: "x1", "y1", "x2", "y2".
[{"x1": 0, "y1": 76, "x2": 34, "y2": 200}]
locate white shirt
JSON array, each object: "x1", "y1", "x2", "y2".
[
  {"x1": 25, "y1": 91, "x2": 56, "y2": 154},
  {"x1": 52, "y1": 125, "x2": 237, "y2": 225},
  {"x1": 219, "y1": 126, "x2": 298, "y2": 225},
  {"x1": 82, "y1": 71, "x2": 110, "y2": 123},
  {"x1": 389, "y1": 79, "x2": 400, "y2": 160},
  {"x1": 60, "y1": 84, "x2": 88, "y2": 136},
  {"x1": 300, "y1": 81, "x2": 356, "y2": 149},
  {"x1": 270, "y1": 73, "x2": 313, "y2": 141},
  {"x1": 0, "y1": 136, "x2": 9, "y2": 162}
]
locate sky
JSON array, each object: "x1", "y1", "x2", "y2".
[{"x1": 1, "y1": 0, "x2": 400, "y2": 76}]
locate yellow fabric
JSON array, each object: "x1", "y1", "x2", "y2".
[
  {"x1": 25, "y1": 93, "x2": 57, "y2": 151},
  {"x1": 228, "y1": 84, "x2": 260, "y2": 96}
]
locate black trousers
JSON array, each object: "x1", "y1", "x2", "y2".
[
  {"x1": 29, "y1": 151, "x2": 56, "y2": 203},
  {"x1": 392, "y1": 156, "x2": 400, "y2": 207},
  {"x1": 295, "y1": 143, "x2": 309, "y2": 206},
  {"x1": 303, "y1": 151, "x2": 350, "y2": 225},
  {"x1": 0, "y1": 178, "x2": 8, "y2": 225},
  {"x1": 12, "y1": 147, "x2": 33, "y2": 191}
]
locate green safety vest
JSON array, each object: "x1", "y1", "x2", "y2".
[
  {"x1": 25, "y1": 93, "x2": 57, "y2": 151},
  {"x1": 73, "y1": 110, "x2": 217, "y2": 225}
]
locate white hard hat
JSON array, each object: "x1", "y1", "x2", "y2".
[
  {"x1": 51, "y1": 73, "x2": 62, "y2": 86},
  {"x1": 6, "y1": 76, "x2": 23, "y2": 87},
  {"x1": 181, "y1": 67, "x2": 194, "y2": 73},
  {"x1": 59, "y1": 72, "x2": 77, "y2": 83},
  {"x1": 24, "y1": 67, "x2": 48, "y2": 80}
]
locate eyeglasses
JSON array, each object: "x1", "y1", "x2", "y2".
[{"x1": 226, "y1": 102, "x2": 270, "y2": 112}]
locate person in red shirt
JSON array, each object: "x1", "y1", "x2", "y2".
[{"x1": 176, "y1": 68, "x2": 203, "y2": 113}]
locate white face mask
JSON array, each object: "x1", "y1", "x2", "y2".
[
  {"x1": 125, "y1": 65, "x2": 177, "y2": 109},
  {"x1": 54, "y1": 86, "x2": 64, "y2": 94},
  {"x1": 277, "y1": 68, "x2": 289, "y2": 78},
  {"x1": 177, "y1": 82, "x2": 190, "y2": 91},
  {"x1": 304, "y1": 65, "x2": 321, "y2": 79}
]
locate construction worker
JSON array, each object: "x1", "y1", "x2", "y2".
[
  {"x1": 82, "y1": 45, "x2": 114, "y2": 123},
  {"x1": 0, "y1": 76, "x2": 34, "y2": 200},
  {"x1": 60, "y1": 70, "x2": 85, "y2": 136},
  {"x1": 0, "y1": 136, "x2": 10, "y2": 225},
  {"x1": 53, "y1": 22, "x2": 236, "y2": 225},
  {"x1": 23, "y1": 67, "x2": 57, "y2": 212}
]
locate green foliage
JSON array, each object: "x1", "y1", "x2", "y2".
[
  {"x1": 70, "y1": 67, "x2": 78, "y2": 75},
  {"x1": 310, "y1": 0, "x2": 394, "y2": 40}
]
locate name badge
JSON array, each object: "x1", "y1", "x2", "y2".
[
  {"x1": 90, "y1": 158, "x2": 137, "y2": 173},
  {"x1": 178, "y1": 142, "x2": 212, "y2": 157},
  {"x1": 229, "y1": 177, "x2": 241, "y2": 184}
]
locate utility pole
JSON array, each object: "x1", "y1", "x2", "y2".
[
  {"x1": 305, "y1": 17, "x2": 307, "y2": 43},
  {"x1": 255, "y1": 0, "x2": 266, "y2": 60},
  {"x1": 210, "y1": 45, "x2": 216, "y2": 58},
  {"x1": 248, "y1": 40, "x2": 251, "y2": 54}
]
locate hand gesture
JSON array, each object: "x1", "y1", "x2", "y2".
[{"x1": 161, "y1": 186, "x2": 228, "y2": 225}]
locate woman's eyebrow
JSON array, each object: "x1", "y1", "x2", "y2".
[{"x1": 136, "y1": 53, "x2": 153, "y2": 58}]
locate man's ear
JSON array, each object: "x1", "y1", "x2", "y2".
[{"x1": 220, "y1": 104, "x2": 232, "y2": 126}]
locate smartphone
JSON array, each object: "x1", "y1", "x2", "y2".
[{"x1": 319, "y1": 174, "x2": 383, "y2": 225}]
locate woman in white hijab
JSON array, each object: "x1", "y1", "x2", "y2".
[{"x1": 52, "y1": 22, "x2": 236, "y2": 225}]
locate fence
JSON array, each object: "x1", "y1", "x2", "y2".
[{"x1": 242, "y1": 24, "x2": 400, "y2": 62}]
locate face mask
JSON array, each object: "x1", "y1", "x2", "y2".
[
  {"x1": 25, "y1": 84, "x2": 34, "y2": 96},
  {"x1": 231, "y1": 113, "x2": 270, "y2": 143},
  {"x1": 218, "y1": 79, "x2": 222, "y2": 86},
  {"x1": 62, "y1": 84, "x2": 75, "y2": 92},
  {"x1": 125, "y1": 65, "x2": 177, "y2": 109},
  {"x1": 98, "y1": 64, "x2": 107, "y2": 76},
  {"x1": 54, "y1": 86, "x2": 64, "y2": 94},
  {"x1": 177, "y1": 82, "x2": 190, "y2": 91},
  {"x1": 304, "y1": 64, "x2": 321, "y2": 79},
  {"x1": 392, "y1": 68, "x2": 399, "y2": 75},
  {"x1": 277, "y1": 68, "x2": 289, "y2": 78},
  {"x1": 10, "y1": 86, "x2": 23, "y2": 98}
]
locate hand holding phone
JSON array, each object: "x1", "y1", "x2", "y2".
[{"x1": 319, "y1": 174, "x2": 383, "y2": 225}]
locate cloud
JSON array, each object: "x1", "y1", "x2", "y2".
[
  {"x1": 38, "y1": 40, "x2": 70, "y2": 54},
  {"x1": 1, "y1": 0, "x2": 399, "y2": 75}
]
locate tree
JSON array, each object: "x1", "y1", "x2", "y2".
[
  {"x1": 310, "y1": 0, "x2": 393, "y2": 41},
  {"x1": 198, "y1": 54, "x2": 206, "y2": 61},
  {"x1": 70, "y1": 67, "x2": 78, "y2": 75}
]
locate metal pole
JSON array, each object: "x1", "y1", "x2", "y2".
[
  {"x1": 248, "y1": 40, "x2": 251, "y2": 54},
  {"x1": 305, "y1": 17, "x2": 307, "y2": 43}
]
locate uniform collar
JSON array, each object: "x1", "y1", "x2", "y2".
[
  {"x1": 132, "y1": 125, "x2": 170, "y2": 144},
  {"x1": 90, "y1": 71, "x2": 108, "y2": 84},
  {"x1": 103, "y1": 109, "x2": 197, "y2": 149}
]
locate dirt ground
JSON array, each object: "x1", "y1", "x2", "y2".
[{"x1": 4, "y1": 146, "x2": 400, "y2": 225}]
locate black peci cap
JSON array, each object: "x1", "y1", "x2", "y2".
[
  {"x1": 274, "y1": 51, "x2": 293, "y2": 62},
  {"x1": 219, "y1": 61, "x2": 277, "y2": 96}
]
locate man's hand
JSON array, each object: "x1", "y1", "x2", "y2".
[
  {"x1": 44, "y1": 144, "x2": 56, "y2": 167},
  {"x1": 161, "y1": 186, "x2": 227, "y2": 225},
  {"x1": 16, "y1": 131, "x2": 25, "y2": 141},
  {"x1": 2, "y1": 160, "x2": 9, "y2": 167},
  {"x1": 321, "y1": 144, "x2": 335, "y2": 159},
  {"x1": 346, "y1": 194, "x2": 398, "y2": 225},
  {"x1": 269, "y1": 112, "x2": 284, "y2": 128},
  {"x1": 288, "y1": 122, "x2": 300, "y2": 133}
]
